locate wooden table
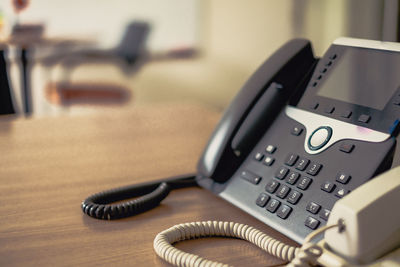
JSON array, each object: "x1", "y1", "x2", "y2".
[{"x1": 0, "y1": 105, "x2": 298, "y2": 266}]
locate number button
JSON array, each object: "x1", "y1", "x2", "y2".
[
  {"x1": 295, "y1": 158, "x2": 310, "y2": 171},
  {"x1": 285, "y1": 154, "x2": 299, "y2": 166},
  {"x1": 256, "y1": 193, "x2": 270, "y2": 208},
  {"x1": 276, "y1": 185, "x2": 291, "y2": 199},
  {"x1": 287, "y1": 190, "x2": 302, "y2": 205},
  {"x1": 265, "y1": 180, "x2": 280, "y2": 193},
  {"x1": 266, "y1": 198, "x2": 281, "y2": 213},
  {"x1": 286, "y1": 171, "x2": 300, "y2": 185},
  {"x1": 277, "y1": 205, "x2": 292, "y2": 219},
  {"x1": 275, "y1": 167, "x2": 289, "y2": 180},
  {"x1": 297, "y1": 177, "x2": 312, "y2": 190},
  {"x1": 306, "y1": 162, "x2": 322, "y2": 176}
]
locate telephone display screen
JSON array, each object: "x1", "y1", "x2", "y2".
[{"x1": 316, "y1": 47, "x2": 400, "y2": 110}]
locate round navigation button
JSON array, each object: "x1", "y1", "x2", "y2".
[{"x1": 308, "y1": 126, "x2": 332, "y2": 150}]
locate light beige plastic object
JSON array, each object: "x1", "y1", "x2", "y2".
[{"x1": 325, "y1": 166, "x2": 400, "y2": 264}]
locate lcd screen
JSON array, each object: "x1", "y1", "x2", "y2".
[{"x1": 316, "y1": 47, "x2": 400, "y2": 110}]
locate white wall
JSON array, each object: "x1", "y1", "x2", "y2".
[{"x1": 1, "y1": 0, "x2": 200, "y2": 52}]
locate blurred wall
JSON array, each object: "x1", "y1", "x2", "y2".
[
  {"x1": 1, "y1": 0, "x2": 200, "y2": 52},
  {"x1": 186, "y1": 0, "x2": 392, "y2": 108},
  {"x1": 3, "y1": 0, "x2": 398, "y2": 114},
  {"x1": 203, "y1": 0, "x2": 386, "y2": 69}
]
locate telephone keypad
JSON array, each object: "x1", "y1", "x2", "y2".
[
  {"x1": 284, "y1": 154, "x2": 299, "y2": 166},
  {"x1": 297, "y1": 177, "x2": 312, "y2": 190},
  {"x1": 277, "y1": 205, "x2": 292, "y2": 219},
  {"x1": 306, "y1": 162, "x2": 322, "y2": 176},
  {"x1": 256, "y1": 193, "x2": 270, "y2": 208},
  {"x1": 295, "y1": 158, "x2": 310, "y2": 171},
  {"x1": 306, "y1": 202, "x2": 321, "y2": 214},
  {"x1": 275, "y1": 167, "x2": 289, "y2": 180},
  {"x1": 252, "y1": 136, "x2": 351, "y2": 233},
  {"x1": 266, "y1": 198, "x2": 281, "y2": 213},
  {"x1": 287, "y1": 190, "x2": 302, "y2": 205},
  {"x1": 305, "y1": 216, "x2": 320, "y2": 230},
  {"x1": 265, "y1": 180, "x2": 280, "y2": 193},
  {"x1": 286, "y1": 171, "x2": 300, "y2": 185},
  {"x1": 276, "y1": 185, "x2": 291, "y2": 199}
]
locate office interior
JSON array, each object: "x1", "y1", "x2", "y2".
[
  {"x1": 0, "y1": 0, "x2": 397, "y2": 116},
  {"x1": 1, "y1": 0, "x2": 400, "y2": 266}
]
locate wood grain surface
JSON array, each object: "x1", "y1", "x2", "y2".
[{"x1": 0, "y1": 104, "x2": 298, "y2": 267}]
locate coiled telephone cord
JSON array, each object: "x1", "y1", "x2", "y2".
[
  {"x1": 81, "y1": 174, "x2": 196, "y2": 220},
  {"x1": 154, "y1": 221, "x2": 342, "y2": 267}
]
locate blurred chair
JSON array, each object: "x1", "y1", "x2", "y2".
[
  {"x1": 0, "y1": 47, "x2": 16, "y2": 115},
  {"x1": 42, "y1": 21, "x2": 150, "y2": 78},
  {"x1": 41, "y1": 21, "x2": 150, "y2": 108}
]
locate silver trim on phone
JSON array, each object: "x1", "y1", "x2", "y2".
[
  {"x1": 333, "y1": 37, "x2": 400, "y2": 52},
  {"x1": 285, "y1": 106, "x2": 390, "y2": 155}
]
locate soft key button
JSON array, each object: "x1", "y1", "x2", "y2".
[{"x1": 308, "y1": 126, "x2": 332, "y2": 150}]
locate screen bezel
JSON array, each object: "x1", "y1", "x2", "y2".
[{"x1": 295, "y1": 43, "x2": 400, "y2": 134}]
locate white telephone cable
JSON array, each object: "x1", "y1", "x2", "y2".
[
  {"x1": 153, "y1": 221, "x2": 299, "y2": 267},
  {"x1": 153, "y1": 221, "x2": 342, "y2": 267}
]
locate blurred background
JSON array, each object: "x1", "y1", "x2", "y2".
[{"x1": 0, "y1": 0, "x2": 399, "y2": 116}]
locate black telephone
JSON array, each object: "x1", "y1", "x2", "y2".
[
  {"x1": 195, "y1": 37, "x2": 400, "y2": 243},
  {"x1": 82, "y1": 37, "x2": 400, "y2": 246}
]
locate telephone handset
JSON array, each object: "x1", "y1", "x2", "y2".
[
  {"x1": 196, "y1": 37, "x2": 400, "y2": 243},
  {"x1": 197, "y1": 39, "x2": 317, "y2": 184},
  {"x1": 322, "y1": 166, "x2": 400, "y2": 265}
]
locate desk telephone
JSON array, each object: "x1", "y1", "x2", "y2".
[{"x1": 82, "y1": 37, "x2": 400, "y2": 266}]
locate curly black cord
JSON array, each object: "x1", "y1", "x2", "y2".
[{"x1": 81, "y1": 174, "x2": 197, "y2": 220}]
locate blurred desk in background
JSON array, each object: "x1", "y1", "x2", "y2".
[
  {"x1": 0, "y1": 104, "x2": 297, "y2": 266},
  {"x1": 3, "y1": 28, "x2": 96, "y2": 116}
]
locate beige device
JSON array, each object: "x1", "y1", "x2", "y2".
[{"x1": 324, "y1": 166, "x2": 400, "y2": 265}]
